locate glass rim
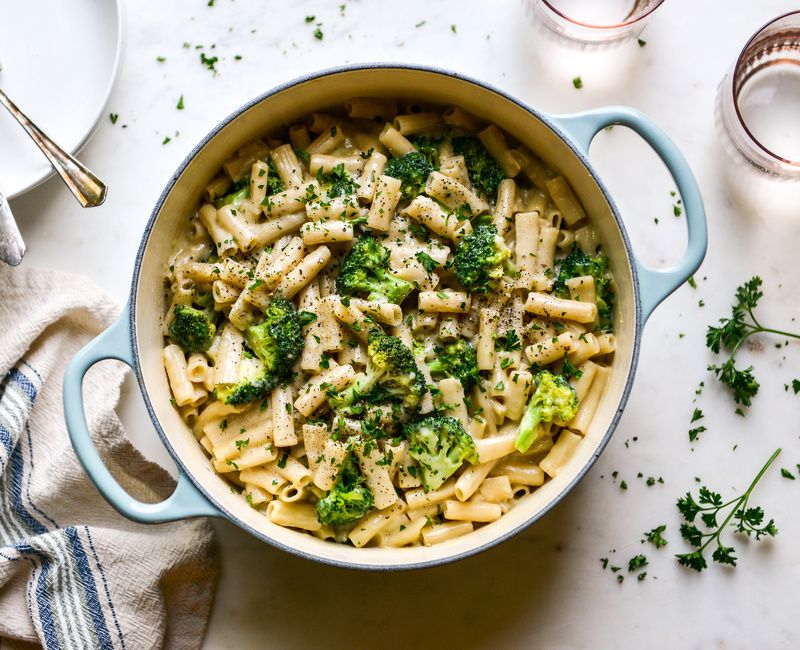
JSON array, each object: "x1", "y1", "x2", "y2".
[
  {"x1": 538, "y1": 0, "x2": 666, "y2": 30},
  {"x1": 732, "y1": 10, "x2": 800, "y2": 168}
]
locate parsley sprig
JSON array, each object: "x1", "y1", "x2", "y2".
[
  {"x1": 676, "y1": 447, "x2": 780, "y2": 571},
  {"x1": 706, "y1": 277, "x2": 800, "y2": 407}
]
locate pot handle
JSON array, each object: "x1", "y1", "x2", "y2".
[
  {"x1": 548, "y1": 106, "x2": 707, "y2": 323},
  {"x1": 63, "y1": 304, "x2": 219, "y2": 523}
]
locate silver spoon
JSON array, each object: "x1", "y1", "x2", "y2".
[
  {"x1": 0, "y1": 65, "x2": 107, "y2": 208},
  {"x1": 0, "y1": 183, "x2": 24, "y2": 266}
]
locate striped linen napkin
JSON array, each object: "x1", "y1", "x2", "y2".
[{"x1": 0, "y1": 265, "x2": 218, "y2": 650}]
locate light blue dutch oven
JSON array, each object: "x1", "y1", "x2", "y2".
[{"x1": 63, "y1": 65, "x2": 707, "y2": 570}]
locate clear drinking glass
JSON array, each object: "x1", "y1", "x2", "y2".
[
  {"x1": 716, "y1": 11, "x2": 800, "y2": 178},
  {"x1": 523, "y1": 0, "x2": 666, "y2": 47}
]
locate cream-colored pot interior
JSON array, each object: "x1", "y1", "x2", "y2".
[{"x1": 132, "y1": 66, "x2": 639, "y2": 569}]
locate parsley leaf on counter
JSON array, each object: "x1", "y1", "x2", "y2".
[
  {"x1": 706, "y1": 276, "x2": 800, "y2": 408},
  {"x1": 628, "y1": 554, "x2": 648, "y2": 572},
  {"x1": 572, "y1": 76, "x2": 583, "y2": 89},
  {"x1": 675, "y1": 448, "x2": 780, "y2": 572},
  {"x1": 688, "y1": 425, "x2": 706, "y2": 442},
  {"x1": 642, "y1": 525, "x2": 668, "y2": 548},
  {"x1": 200, "y1": 52, "x2": 219, "y2": 74},
  {"x1": 688, "y1": 408, "x2": 706, "y2": 442}
]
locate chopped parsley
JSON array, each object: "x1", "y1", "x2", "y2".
[
  {"x1": 200, "y1": 52, "x2": 219, "y2": 74},
  {"x1": 415, "y1": 251, "x2": 440, "y2": 273},
  {"x1": 688, "y1": 426, "x2": 706, "y2": 443},
  {"x1": 642, "y1": 524, "x2": 668, "y2": 548},
  {"x1": 495, "y1": 330, "x2": 522, "y2": 352},
  {"x1": 298, "y1": 311, "x2": 318, "y2": 328},
  {"x1": 628, "y1": 554, "x2": 648, "y2": 572}
]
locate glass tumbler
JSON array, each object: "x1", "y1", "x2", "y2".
[
  {"x1": 716, "y1": 11, "x2": 800, "y2": 178},
  {"x1": 523, "y1": 0, "x2": 666, "y2": 48}
]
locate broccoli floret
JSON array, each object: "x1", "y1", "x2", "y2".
[
  {"x1": 453, "y1": 222, "x2": 514, "y2": 293},
  {"x1": 554, "y1": 244, "x2": 615, "y2": 332},
  {"x1": 405, "y1": 416, "x2": 479, "y2": 491},
  {"x1": 316, "y1": 453, "x2": 374, "y2": 526},
  {"x1": 426, "y1": 338, "x2": 480, "y2": 391},
  {"x1": 330, "y1": 333, "x2": 426, "y2": 417},
  {"x1": 515, "y1": 371, "x2": 579, "y2": 453},
  {"x1": 452, "y1": 136, "x2": 505, "y2": 197},
  {"x1": 216, "y1": 297, "x2": 303, "y2": 406},
  {"x1": 245, "y1": 296, "x2": 304, "y2": 382},
  {"x1": 384, "y1": 151, "x2": 437, "y2": 202},
  {"x1": 214, "y1": 178, "x2": 249, "y2": 209},
  {"x1": 409, "y1": 136, "x2": 441, "y2": 167},
  {"x1": 336, "y1": 236, "x2": 414, "y2": 304},
  {"x1": 215, "y1": 354, "x2": 270, "y2": 406},
  {"x1": 169, "y1": 305, "x2": 216, "y2": 353},
  {"x1": 193, "y1": 291, "x2": 215, "y2": 311}
]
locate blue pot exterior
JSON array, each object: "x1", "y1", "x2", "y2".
[{"x1": 66, "y1": 63, "x2": 707, "y2": 571}]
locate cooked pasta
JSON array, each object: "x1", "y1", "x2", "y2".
[{"x1": 160, "y1": 99, "x2": 617, "y2": 548}]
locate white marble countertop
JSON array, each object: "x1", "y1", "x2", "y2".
[{"x1": 10, "y1": 0, "x2": 800, "y2": 647}]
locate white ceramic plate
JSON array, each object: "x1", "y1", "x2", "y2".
[{"x1": 0, "y1": 0, "x2": 124, "y2": 199}]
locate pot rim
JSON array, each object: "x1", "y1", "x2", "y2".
[{"x1": 129, "y1": 62, "x2": 643, "y2": 571}]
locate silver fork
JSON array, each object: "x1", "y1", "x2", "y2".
[
  {"x1": 0, "y1": 60, "x2": 108, "y2": 264},
  {"x1": 0, "y1": 64, "x2": 107, "y2": 208}
]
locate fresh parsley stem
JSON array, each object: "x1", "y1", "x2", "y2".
[
  {"x1": 744, "y1": 304, "x2": 761, "y2": 330},
  {"x1": 700, "y1": 447, "x2": 781, "y2": 552},
  {"x1": 751, "y1": 326, "x2": 800, "y2": 340},
  {"x1": 728, "y1": 325, "x2": 800, "y2": 359},
  {"x1": 695, "y1": 497, "x2": 741, "y2": 511},
  {"x1": 743, "y1": 447, "x2": 781, "y2": 497}
]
